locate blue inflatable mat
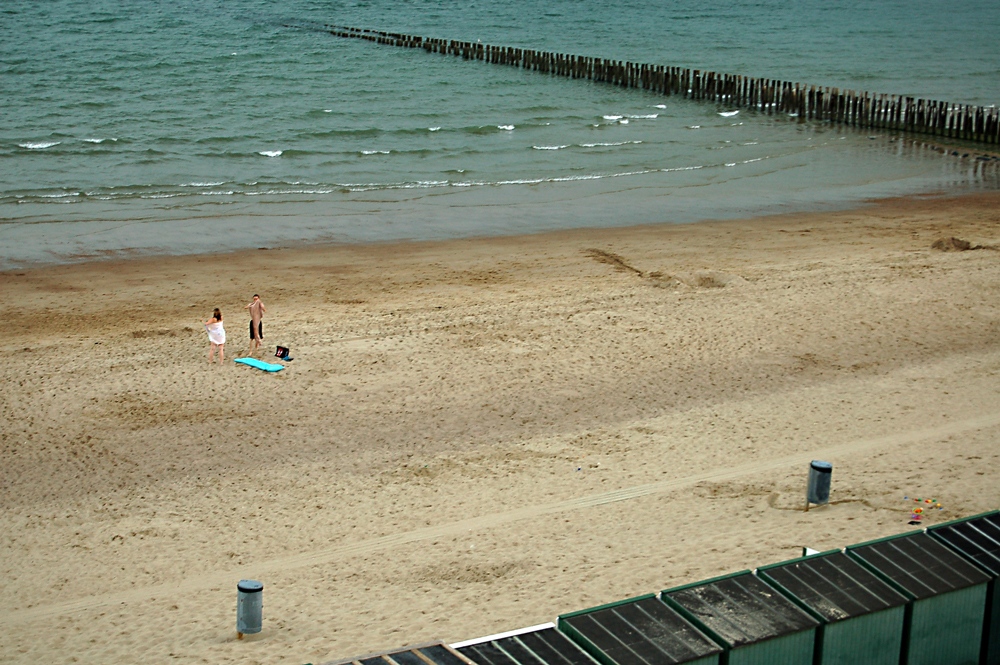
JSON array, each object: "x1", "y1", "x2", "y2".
[{"x1": 234, "y1": 357, "x2": 284, "y2": 372}]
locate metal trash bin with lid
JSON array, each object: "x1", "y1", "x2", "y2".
[
  {"x1": 662, "y1": 571, "x2": 820, "y2": 665},
  {"x1": 928, "y1": 510, "x2": 1000, "y2": 665},
  {"x1": 758, "y1": 549, "x2": 909, "y2": 664},
  {"x1": 453, "y1": 622, "x2": 602, "y2": 665},
  {"x1": 848, "y1": 530, "x2": 991, "y2": 665},
  {"x1": 236, "y1": 579, "x2": 263, "y2": 637},
  {"x1": 806, "y1": 460, "x2": 832, "y2": 509},
  {"x1": 558, "y1": 593, "x2": 723, "y2": 665}
]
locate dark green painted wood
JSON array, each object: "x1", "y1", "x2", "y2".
[
  {"x1": 818, "y1": 607, "x2": 905, "y2": 665},
  {"x1": 927, "y1": 510, "x2": 1000, "y2": 665},
  {"x1": 907, "y1": 585, "x2": 986, "y2": 665},
  {"x1": 726, "y1": 629, "x2": 814, "y2": 665}
]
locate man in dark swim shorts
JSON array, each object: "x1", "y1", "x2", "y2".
[{"x1": 244, "y1": 294, "x2": 266, "y2": 357}]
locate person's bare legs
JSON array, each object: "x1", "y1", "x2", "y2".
[
  {"x1": 208, "y1": 343, "x2": 215, "y2": 363},
  {"x1": 218, "y1": 343, "x2": 225, "y2": 364}
]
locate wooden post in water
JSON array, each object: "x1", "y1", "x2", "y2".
[{"x1": 323, "y1": 27, "x2": 1000, "y2": 147}]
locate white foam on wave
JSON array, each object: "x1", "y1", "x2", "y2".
[
  {"x1": 259, "y1": 150, "x2": 282, "y2": 157},
  {"x1": 83, "y1": 138, "x2": 117, "y2": 144},
  {"x1": 718, "y1": 110, "x2": 739, "y2": 117},
  {"x1": 626, "y1": 114, "x2": 658, "y2": 119},
  {"x1": 346, "y1": 167, "x2": 668, "y2": 193},
  {"x1": 579, "y1": 141, "x2": 643, "y2": 147},
  {"x1": 498, "y1": 125, "x2": 515, "y2": 131},
  {"x1": 247, "y1": 188, "x2": 336, "y2": 196},
  {"x1": 532, "y1": 145, "x2": 569, "y2": 150},
  {"x1": 324, "y1": 109, "x2": 333, "y2": 113},
  {"x1": 360, "y1": 150, "x2": 390, "y2": 155},
  {"x1": 602, "y1": 115, "x2": 623, "y2": 121},
  {"x1": 40, "y1": 192, "x2": 80, "y2": 199},
  {"x1": 618, "y1": 119, "x2": 629, "y2": 124},
  {"x1": 662, "y1": 165, "x2": 705, "y2": 172},
  {"x1": 655, "y1": 104, "x2": 667, "y2": 109},
  {"x1": 687, "y1": 125, "x2": 701, "y2": 129},
  {"x1": 181, "y1": 181, "x2": 225, "y2": 187},
  {"x1": 429, "y1": 127, "x2": 441, "y2": 132},
  {"x1": 20, "y1": 141, "x2": 60, "y2": 149}
]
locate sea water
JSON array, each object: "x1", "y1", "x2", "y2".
[{"x1": 1, "y1": 0, "x2": 998, "y2": 267}]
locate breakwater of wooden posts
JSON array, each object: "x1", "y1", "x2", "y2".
[{"x1": 319, "y1": 24, "x2": 999, "y2": 147}]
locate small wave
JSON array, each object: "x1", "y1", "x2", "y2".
[
  {"x1": 725, "y1": 162, "x2": 737, "y2": 167},
  {"x1": 19, "y1": 141, "x2": 60, "y2": 149},
  {"x1": 532, "y1": 145, "x2": 569, "y2": 150},
  {"x1": 626, "y1": 114, "x2": 658, "y2": 119},
  {"x1": 602, "y1": 115, "x2": 623, "y2": 121},
  {"x1": 324, "y1": 109, "x2": 333, "y2": 113},
  {"x1": 662, "y1": 165, "x2": 705, "y2": 172},
  {"x1": 246, "y1": 189, "x2": 337, "y2": 196},
  {"x1": 40, "y1": 192, "x2": 81, "y2": 198},
  {"x1": 360, "y1": 150, "x2": 390, "y2": 155},
  {"x1": 498, "y1": 125, "x2": 515, "y2": 131},
  {"x1": 83, "y1": 138, "x2": 118, "y2": 144},
  {"x1": 579, "y1": 141, "x2": 643, "y2": 147},
  {"x1": 259, "y1": 150, "x2": 282, "y2": 157},
  {"x1": 687, "y1": 125, "x2": 701, "y2": 129},
  {"x1": 718, "y1": 110, "x2": 739, "y2": 117},
  {"x1": 618, "y1": 119, "x2": 629, "y2": 124},
  {"x1": 429, "y1": 127, "x2": 441, "y2": 132},
  {"x1": 655, "y1": 104, "x2": 667, "y2": 109},
  {"x1": 180, "y1": 181, "x2": 225, "y2": 187}
]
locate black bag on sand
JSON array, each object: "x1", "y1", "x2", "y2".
[{"x1": 275, "y1": 346, "x2": 290, "y2": 360}]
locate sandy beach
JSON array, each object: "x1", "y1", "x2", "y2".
[{"x1": 2, "y1": 192, "x2": 1000, "y2": 664}]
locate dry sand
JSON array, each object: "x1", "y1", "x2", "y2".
[{"x1": 1, "y1": 192, "x2": 1000, "y2": 664}]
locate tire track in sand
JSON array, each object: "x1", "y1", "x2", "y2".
[{"x1": 3, "y1": 411, "x2": 999, "y2": 626}]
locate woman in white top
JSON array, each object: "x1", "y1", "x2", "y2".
[{"x1": 203, "y1": 308, "x2": 226, "y2": 364}]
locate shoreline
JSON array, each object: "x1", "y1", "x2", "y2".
[
  {"x1": 4, "y1": 135, "x2": 999, "y2": 272},
  {"x1": 2, "y1": 190, "x2": 1000, "y2": 664}
]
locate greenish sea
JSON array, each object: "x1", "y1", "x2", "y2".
[{"x1": 2, "y1": 0, "x2": 998, "y2": 267}]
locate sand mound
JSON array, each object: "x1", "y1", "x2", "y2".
[{"x1": 932, "y1": 237, "x2": 973, "y2": 251}]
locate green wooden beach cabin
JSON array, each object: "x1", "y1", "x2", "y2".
[
  {"x1": 848, "y1": 530, "x2": 991, "y2": 665},
  {"x1": 557, "y1": 593, "x2": 724, "y2": 665},
  {"x1": 661, "y1": 571, "x2": 820, "y2": 665},
  {"x1": 929, "y1": 510, "x2": 1000, "y2": 665},
  {"x1": 757, "y1": 550, "x2": 909, "y2": 665},
  {"x1": 453, "y1": 623, "x2": 604, "y2": 665}
]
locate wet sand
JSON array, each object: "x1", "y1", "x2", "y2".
[{"x1": 1, "y1": 192, "x2": 999, "y2": 664}]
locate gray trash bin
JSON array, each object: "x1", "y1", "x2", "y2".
[
  {"x1": 806, "y1": 460, "x2": 832, "y2": 507},
  {"x1": 237, "y1": 579, "x2": 263, "y2": 637}
]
